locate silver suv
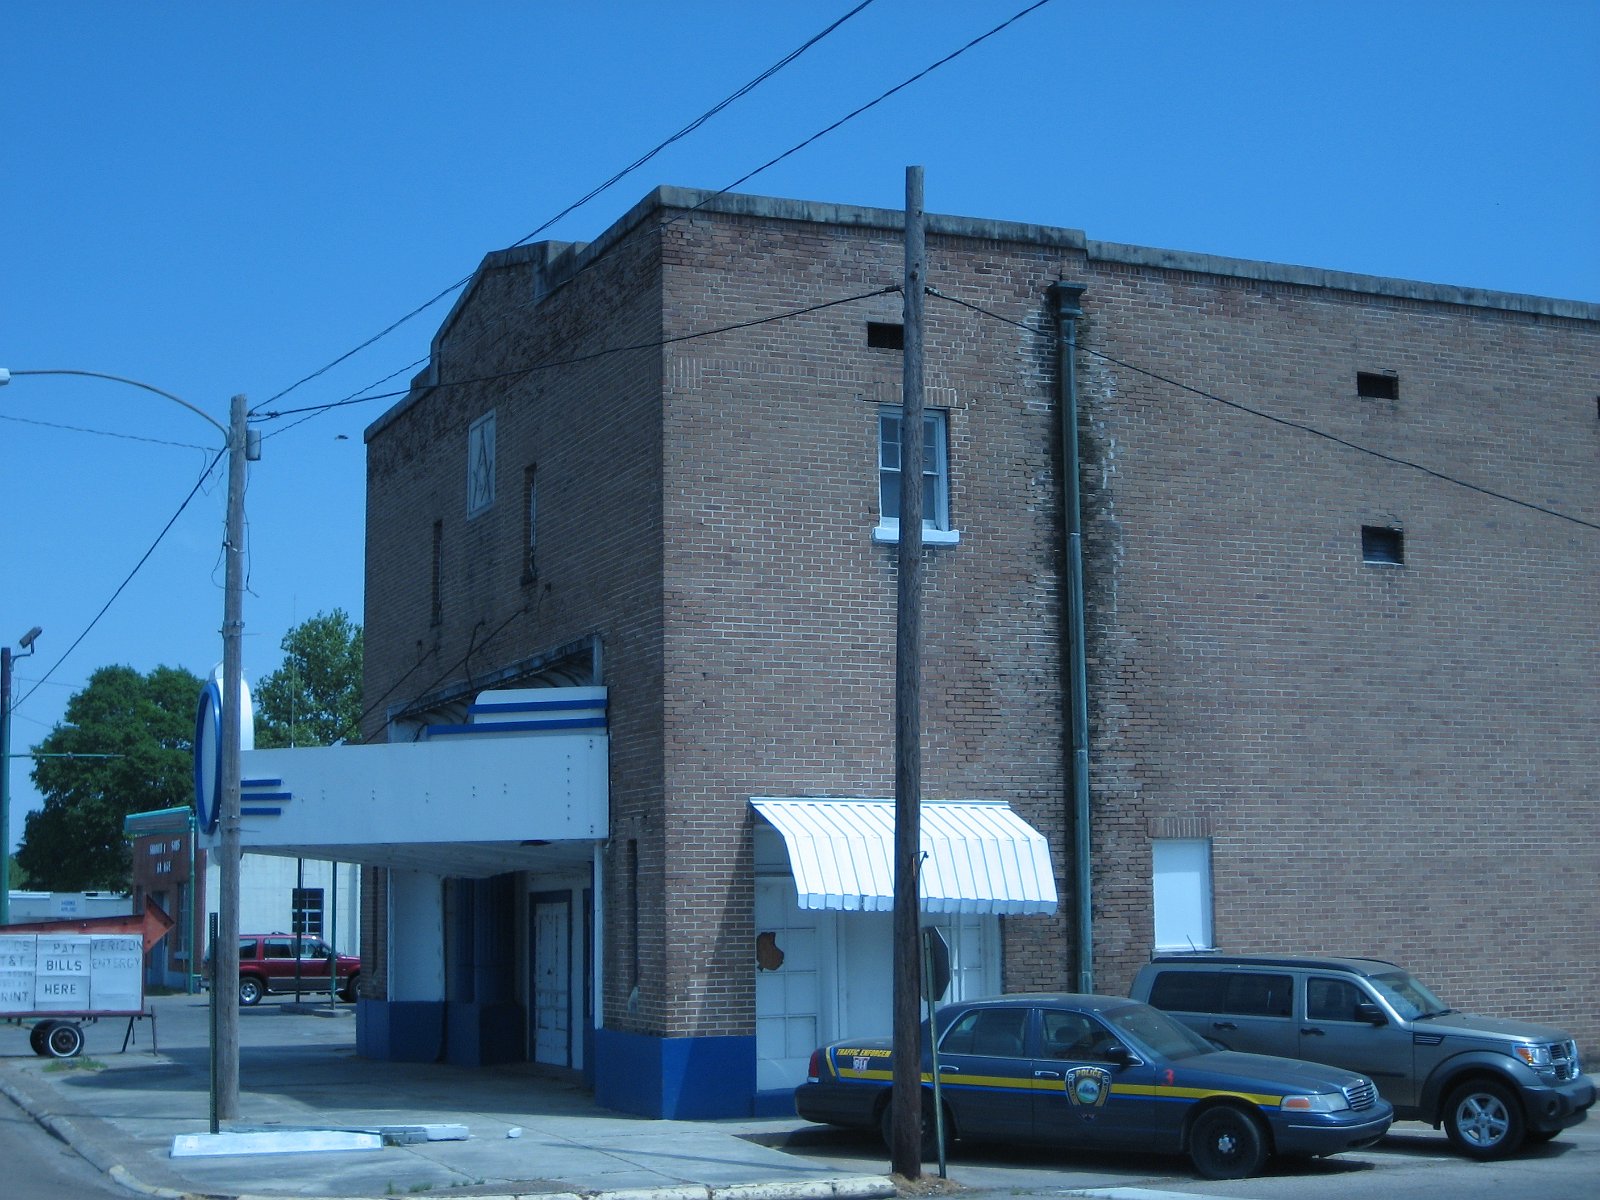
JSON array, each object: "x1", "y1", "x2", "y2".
[{"x1": 1131, "y1": 955, "x2": 1594, "y2": 1159}]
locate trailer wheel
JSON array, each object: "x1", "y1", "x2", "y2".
[
  {"x1": 29, "y1": 1021, "x2": 55, "y2": 1056},
  {"x1": 45, "y1": 1022, "x2": 85, "y2": 1058}
]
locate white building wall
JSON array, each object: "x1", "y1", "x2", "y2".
[{"x1": 202, "y1": 854, "x2": 361, "y2": 955}]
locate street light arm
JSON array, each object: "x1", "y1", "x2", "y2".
[{"x1": 0, "y1": 368, "x2": 228, "y2": 441}]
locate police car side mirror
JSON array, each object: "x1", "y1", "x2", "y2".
[{"x1": 1103, "y1": 1043, "x2": 1134, "y2": 1069}]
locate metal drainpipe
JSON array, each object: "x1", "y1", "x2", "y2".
[{"x1": 1050, "y1": 282, "x2": 1093, "y2": 993}]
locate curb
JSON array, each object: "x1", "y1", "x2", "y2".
[{"x1": 2, "y1": 1068, "x2": 896, "y2": 1200}]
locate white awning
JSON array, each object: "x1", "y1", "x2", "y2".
[{"x1": 751, "y1": 797, "x2": 1058, "y2": 915}]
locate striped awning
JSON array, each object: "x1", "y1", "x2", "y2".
[{"x1": 751, "y1": 797, "x2": 1058, "y2": 915}]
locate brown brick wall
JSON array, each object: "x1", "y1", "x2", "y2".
[
  {"x1": 1069, "y1": 258, "x2": 1600, "y2": 1054},
  {"x1": 362, "y1": 188, "x2": 1599, "y2": 1055}
]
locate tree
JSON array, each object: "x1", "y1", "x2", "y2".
[
  {"x1": 253, "y1": 609, "x2": 362, "y2": 749},
  {"x1": 17, "y1": 663, "x2": 202, "y2": 891}
]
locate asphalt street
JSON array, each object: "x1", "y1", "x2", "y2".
[{"x1": 0, "y1": 993, "x2": 1594, "y2": 1200}]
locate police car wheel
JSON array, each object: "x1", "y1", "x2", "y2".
[
  {"x1": 1189, "y1": 1105, "x2": 1268, "y2": 1180},
  {"x1": 879, "y1": 1094, "x2": 945, "y2": 1160}
]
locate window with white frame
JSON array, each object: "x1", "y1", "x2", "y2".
[
  {"x1": 292, "y1": 887, "x2": 325, "y2": 938},
  {"x1": 1152, "y1": 838, "x2": 1213, "y2": 951},
  {"x1": 875, "y1": 407, "x2": 958, "y2": 545}
]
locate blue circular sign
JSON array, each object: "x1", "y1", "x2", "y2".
[{"x1": 193, "y1": 680, "x2": 223, "y2": 834}]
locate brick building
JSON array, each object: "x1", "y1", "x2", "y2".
[{"x1": 356, "y1": 187, "x2": 1599, "y2": 1117}]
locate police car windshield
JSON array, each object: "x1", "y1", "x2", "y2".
[
  {"x1": 1368, "y1": 970, "x2": 1449, "y2": 1020},
  {"x1": 1105, "y1": 1002, "x2": 1215, "y2": 1061}
]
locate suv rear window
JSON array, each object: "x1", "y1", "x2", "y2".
[{"x1": 1149, "y1": 970, "x2": 1294, "y2": 1018}]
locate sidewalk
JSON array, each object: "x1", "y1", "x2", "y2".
[{"x1": 0, "y1": 994, "x2": 897, "y2": 1200}]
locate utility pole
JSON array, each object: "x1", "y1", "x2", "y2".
[
  {"x1": 1, "y1": 626, "x2": 42, "y2": 926},
  {"x1": 214, "y1": 392, "x2": 249, "y2": 1118},
  {"x1": 890, "y1": 164, "x2": 926, "y2": 1180},
  {"x1": 2, "y1": 645, "x2": 14, "y2": 926}
]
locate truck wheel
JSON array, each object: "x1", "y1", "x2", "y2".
[
  {"x1": 45, "y1": 1022, "x2": 85, "y2": 1058},
  {"x1": 238, "y1": 976, "x2": 265, "y2": 1006},
  {"x1": 339, "y1": 973, "x2": 359, "y2": 1003},
  {"x1": 1443, "y1": 1079, "x2": 1524, "y2": 1159},
  {"x1": 1189, "y1": 1105, "x2": 1269, "y2": 1180},
  {"x1": 29, "y1": 1022, "x2": 55, "y2": 1056}
]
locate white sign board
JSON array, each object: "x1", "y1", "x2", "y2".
[{"x1": 0, "y1": 934, "x2": 144, "y2": 1016}]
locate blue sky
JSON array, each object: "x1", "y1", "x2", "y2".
[{"x1": 2, "y1": 1, "x2": 1597, "y2": 859}]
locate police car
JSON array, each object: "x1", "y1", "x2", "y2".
[{"x1": 794, "y1": 993, "x2": 1393, "y2": 1180}]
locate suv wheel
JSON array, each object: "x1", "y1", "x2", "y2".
[
  {"x1": 238, "y1": 975, "x2": 265, "y2": 1007},
  {"x1": 1188, "y1": 1105, "x2": 1269, "y2": 1180},
  {"x1": 1443, "y1": 1079, "x2": 1525, "y2": 1159}
]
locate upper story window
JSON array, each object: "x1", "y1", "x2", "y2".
[
  {"x1": 1356, "y1": 371, "x2": 1399, "y2": 400},
  {"x1": 430, "y1": 519, "x2": 444, "y2": 626},
  {"x1": 874, "y1": 407, "x2": 959, "y2": 546},
  {"x1": 1361, "y1": 525, "x2": 1404, "y2": 565},
  {"x1": 521, "y1": 464, "x2": 538, "y2": 584},
  {"x1": 867, "y1": 321, "x2": 905, "y2": 350},
  {"x1": 467, "y1": 410, "x2": 496, "y2": 517}
]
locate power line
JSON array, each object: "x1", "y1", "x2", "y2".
[
  {"x1": 699, "y1": 0, "x2": 1053, "y2": 203},
  {"x1": 257, "y1": 2, "x2": 880, "y2": 413},
  {"x1": 255, "y1": 356, "x2": 430, "y2": 441},
  {"x1": 476, "y1": 0, "x2": 1057, "y2": 360},
  {"x1": 256, "y1": 285, "x2": 900, "y2": 422},
  {"x1": 926, "y1": 285, "x2": 1600, "y2": 535},
  {"x1": 505, "y1": 0, "x2": 882, "y2": 256},
  {"x1": 0, "y1": 411, "x2": 213, "y2": 452},
  {"x1": 16, "y1": 447, "x2": 229, "y2": 710}
]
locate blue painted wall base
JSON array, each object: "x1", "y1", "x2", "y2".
[
  {"x1": 446, "y1": 1002, "x2": 525, "y2": 1066},
  {"x1": 594, "y1": 1029, "x2": 755, "y2": 1118},
  {"x1": 754, "y1": 1088, "x2": 798, "y2": 1118},
  {"x1": 356, "y1": 999, "x2": 446, "y2": 1062}
]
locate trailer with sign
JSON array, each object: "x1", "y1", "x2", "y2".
[{"x1": 0, "y1": 900, "x2": 172, "y2": 1057}]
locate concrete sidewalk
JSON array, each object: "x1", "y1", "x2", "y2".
[{"x1": 0, "y1": 994, "x2": 897, "y2": 1200}]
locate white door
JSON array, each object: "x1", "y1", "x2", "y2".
[
  {"x1": 531, "y1": 897, "x2": 570, "y2": 1066},
  {"x1": 754, "y1": 878, "x2": 828, "y2": 1092}
]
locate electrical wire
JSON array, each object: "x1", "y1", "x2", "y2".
[
  {"x1": 0, "y1": 412, "x2": 213, "y2": 452},
  {"x1": 14, "y1": 447, "x2": 229, "y2": 710},
  {"x1": 925, "y1": 285, "x2": 1600, "y2": 535},
  {"x1": 354, "y1": 604, "x2": 532, "y2": 744},
  {"x1": 504, "y1": 0, "x2": 882, "y2": 255},
  {"x1": 255, "y1": 356, "x2": 430, "y2": 441},
  {"x1": 464, "y1": 0, "x2": 1057, "y2": 368},
  {"x1": 255, "y1": 285, "x2": 900, "y2": 421},
  {"x1": 257, "y1": 1, "x2": 881, "y2": 414},
  {"x1": 691, "y1": 0, "x2": 1052, "y2": 206}
]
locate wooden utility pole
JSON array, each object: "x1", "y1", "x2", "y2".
[
  {"x1": 215, "y1": 391, "x2": 249, "y2": 1119},
  {"x1": 890, "y1": 164, "x2": 926, "y2": 1180}
]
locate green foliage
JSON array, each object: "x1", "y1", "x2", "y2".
[
  {"x1": 18, "y1": 663, "x2": 202, "y2": 891},
  {"x1": 253, "y1": 609, "x2": 362, "y2": 749},
  {"x1": 6, "y1": 853, "x2": 32, "y2": 889}
]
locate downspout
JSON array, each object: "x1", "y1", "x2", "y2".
[{"x1": 1049, "y1": 282, "x2": 1093, "y2": 993}]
